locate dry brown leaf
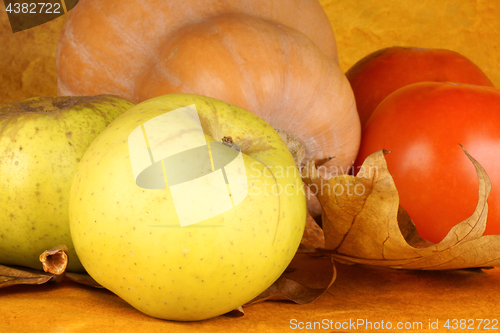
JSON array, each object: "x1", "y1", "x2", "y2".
[
  {"x1": 305, "y1": 184, "x2": 323, "y2": 218},
  {"x1": 223, "y1": 306, "x2": 245, "y2": 318},
  {"x1": 396, "y1": 206, "x2": 434, "y2": 249},
  {"x1": 299, "y1": 211, "x2": 325, "y2": 249},
  {"x1": 0, "y1": 264, "x2": 64, "y2": 288},
  {"x1": 0, "y1": 245, "x2": 69, "y2": 288},
  {"x1": 65, "y1": 272, "x2": 103, "y2": 288},
  {"x1": 245, "y1": 253, "x2": 336, "y2": 306},
  {"x1": 302, "y1": 146, "x2": 500, "y2": 270},
  {"x1": 246, "y1": 205, "x2": 331, "y2": 306},
  {"x1": 0, "y1": 245, "x2": 103, "y2": 289}
]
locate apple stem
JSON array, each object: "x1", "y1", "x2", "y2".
[{"x1": 39, "y1": 245, "x2": 69, "y2": 275}]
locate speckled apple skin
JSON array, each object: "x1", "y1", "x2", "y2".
[
  {"x1": 69, "y1": 94, "x2": 307, "y2": 321},
  {"x1": 0, "y1": 95, "x2": 134, "y2": 272}
]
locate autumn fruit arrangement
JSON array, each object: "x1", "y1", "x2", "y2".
[{"x1": 1, "y1": 0, "x2": 500, "y2": 323}]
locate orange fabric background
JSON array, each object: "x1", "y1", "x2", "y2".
[
  {"x1": 322, "y1": 0, "x2": 500, "y2": 88},
  {"x1": 1, "y1": 1, "x2": 500, "y2": 332},
  {"x1": 3, "y1": 263, "x2": 500, "y2": 332}
]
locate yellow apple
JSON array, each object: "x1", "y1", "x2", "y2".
[
  {"x1": 69, "y1": 94, "x2": 306, "y2": 321},
  {"x1": 0, "y1": 95, "x2": 135, "y2": 272}
]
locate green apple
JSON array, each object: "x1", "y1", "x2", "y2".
[
  {"x1": 0, "y1": 95, "x2": 135, "y2": 272},
  {"x1": 69, "y1": 94, "x2": 306, "y2": 321}
]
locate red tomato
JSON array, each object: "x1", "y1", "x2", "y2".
[
  {"x1": 355, "y1": 82, "x2": 500, "y2": 244},
  {"x1": 346, "y1": 46, "x2": 494, "y2": 128}
]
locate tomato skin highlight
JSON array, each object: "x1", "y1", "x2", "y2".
[{"x1": 355, "y1": 82, "x2": 500, "y2": 244}]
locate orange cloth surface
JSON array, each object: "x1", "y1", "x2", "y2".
[{"x1": 2, "y1": 263, "x2": 500, "y2": 332}]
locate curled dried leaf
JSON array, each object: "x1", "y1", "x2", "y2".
[
  {"x1": 303, "y1": 146, "x2": 500, "y2": 270},
  {"x1": 305, "y1": 184, "x2": 323, "y2": 218},
  {"x1": 65, "y1": 272, "x2": 103, "y2": 288},
  {"x1": 0, "y1": 264, "x2": 64, "y2": 288},
  {"x1": 245, "y1": 253, "x2": 336, "y2": 306},
  {"x1": 299, "y1": 211, "x2": 325, "y2": 249},
  {"x1": 224, "y1": 306, "x2": 245, "y2": 318}
]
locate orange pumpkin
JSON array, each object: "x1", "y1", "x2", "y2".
[
  {"x1": 57, "y1": 0, "x2": 338, "y2": 98},
  {"x1": 56, "y1": 2, "x2": 360, "y2": 177},
  {"x1": 133, "y1": 14, "x2": 360, "y2": 175}
]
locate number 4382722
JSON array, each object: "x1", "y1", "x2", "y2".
[
  {"x1": 444, "y1": 319, "x2": 498, "y2": 330},
  {"x1": 5, "y1": 2, "x2": 62, "y2": 14}
]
